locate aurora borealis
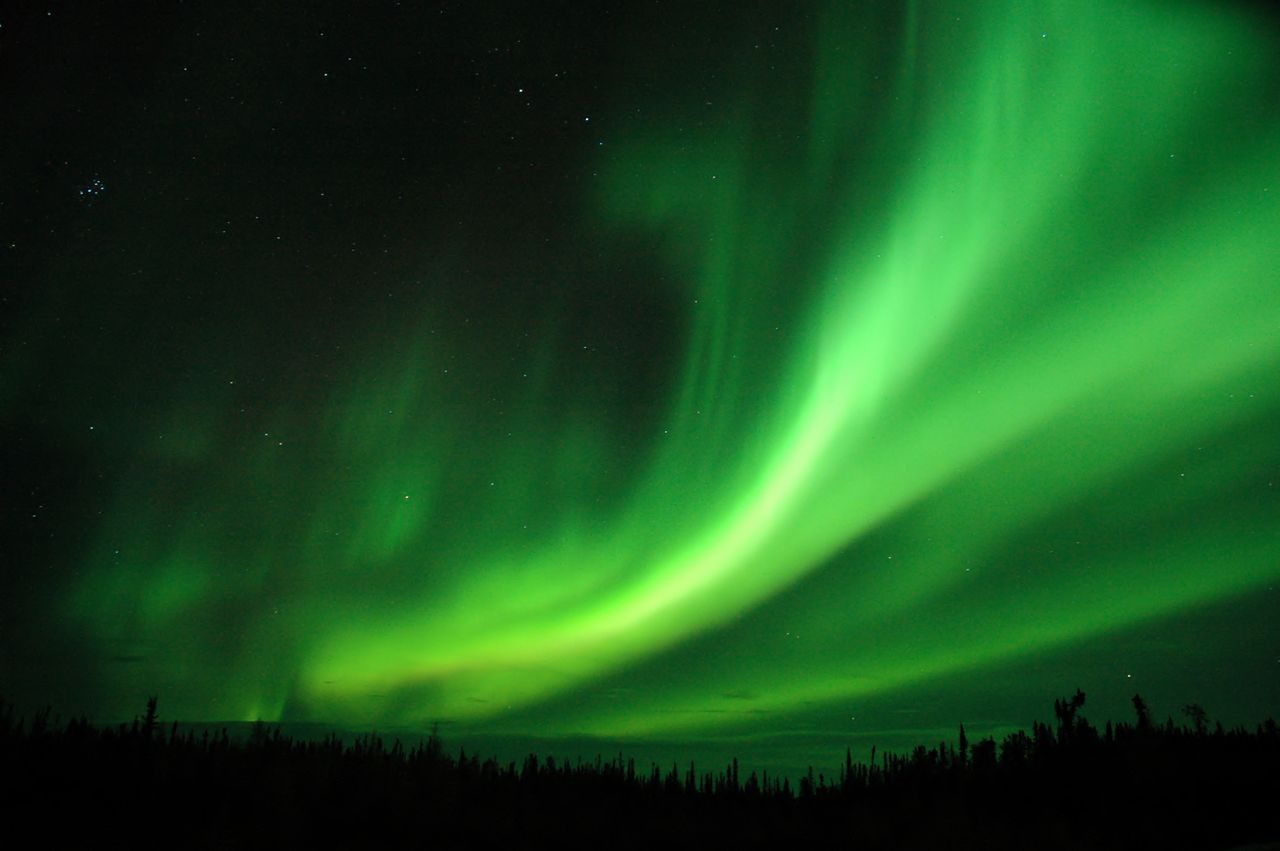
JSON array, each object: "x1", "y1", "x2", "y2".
[{"x1": 3, "y1": 0, "x2": 1278, "y2": 771}]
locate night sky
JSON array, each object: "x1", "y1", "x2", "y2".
[{"x1": 3, "y1": 0, "x2": 1279, "y2": 777}]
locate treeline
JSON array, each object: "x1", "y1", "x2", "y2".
[{"x1": 1, "y1": 692, "x2": 1277, "y2": 849}]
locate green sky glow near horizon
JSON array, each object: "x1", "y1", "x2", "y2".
[{"x1": 6, "y1": 1, "x2": 1278, "y2": 747}]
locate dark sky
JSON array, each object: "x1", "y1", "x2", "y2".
[{"x1": 3, "y1": 1, "x2": 1279, "y2": 779}]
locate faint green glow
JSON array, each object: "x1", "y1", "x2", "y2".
[{"x1": 65, "y1": 0, "x2": 1280, "y2": 731}]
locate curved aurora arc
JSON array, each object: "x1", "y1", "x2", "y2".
[{"x1": 68, "y1": 0, "x2": 1280, "y2": 733}]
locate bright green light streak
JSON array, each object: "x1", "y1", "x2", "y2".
[{"x1": 65, "y1": 0, "x2": 1280, "y2": 729}]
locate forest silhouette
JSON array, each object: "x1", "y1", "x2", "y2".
[{"x1": 2, "y1": 691, "x2": 1277, "y2": 849}]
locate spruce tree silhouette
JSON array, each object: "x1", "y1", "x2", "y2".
[
  {"x1": 1054, "y1": 688, "x2": 1087, "y2": 743},
  {"x1": 141, "y1": 695, "x2": 158, "y2": 741},
  {"x1": 1182, "y1": 703, "x2": 1209, "y2": 736},
  {"x1": 1132, "y1": 693, "x2": 1153, "y2": 732}
]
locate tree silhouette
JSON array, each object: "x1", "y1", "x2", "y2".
[
  {"x1": 1054, "y1": 688, "x2": 1086, "y2": 742},
  {"x1": 1182, "y1": 703, "x2": 1209, "y2": 736},
  {"x1": 1132, "y1": 693, "x2": 1153, "y2": 731},
  {"x1": 141, "y1": 695, "x2": 158, "y2": 741}
]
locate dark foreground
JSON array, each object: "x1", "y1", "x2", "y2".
[{"x1": 2, "y1": 693, "x2": 1277, "y2": 850}]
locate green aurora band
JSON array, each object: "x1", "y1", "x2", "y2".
[{"x1": 62, "y1": 0, "x2": 1280, "y2": 734}]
